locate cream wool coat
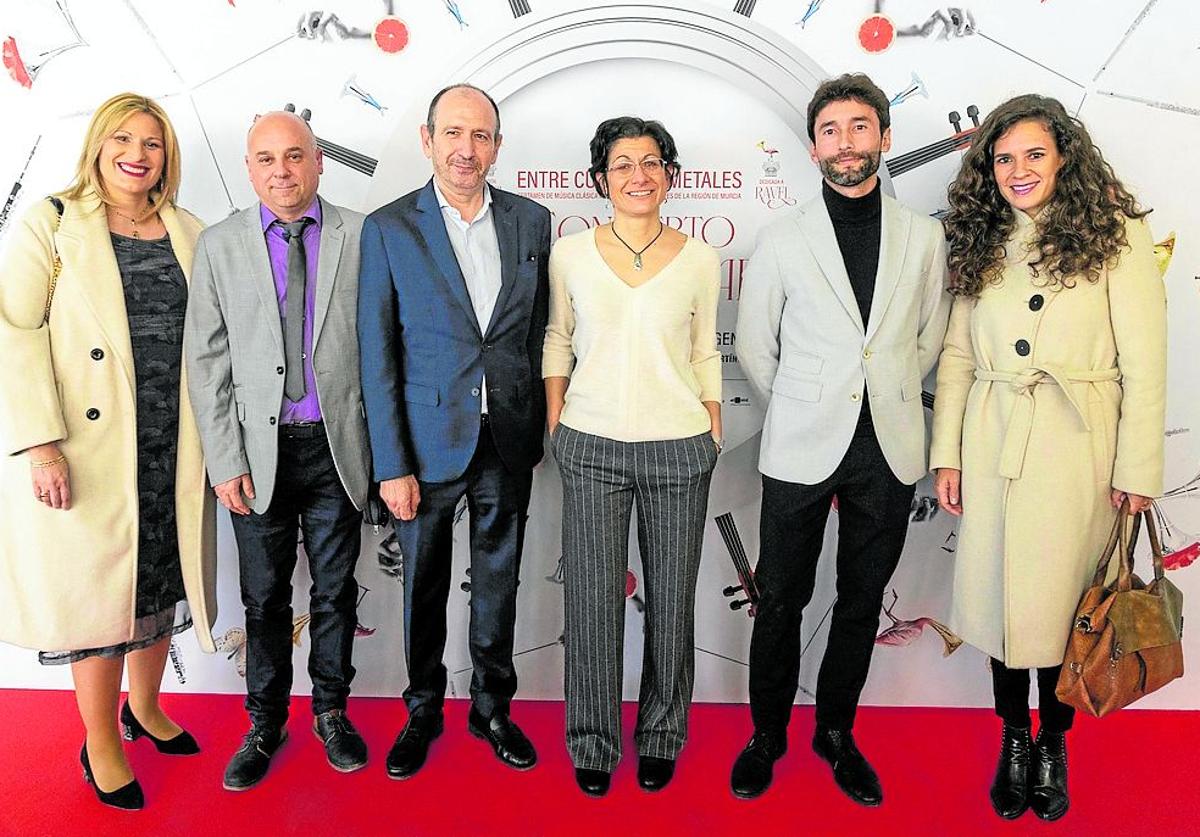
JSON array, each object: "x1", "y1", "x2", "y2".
[
  {"x1": 930, "y1": 212, "x2": 1166, "y2": 668},
  {"x1": 0, "y1": 193, "x2": 217, "y2": 653}
]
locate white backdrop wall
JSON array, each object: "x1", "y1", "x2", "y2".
[{"x1": 0, "y1": 0, "x2": 1197, "y2": 712}]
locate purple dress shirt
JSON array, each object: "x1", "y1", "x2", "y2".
[{"x1": 261, "y1": 200, "x2": 322, "y2": 423}]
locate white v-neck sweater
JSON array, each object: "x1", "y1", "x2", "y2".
[{"x1": 543, "y1": 227, "x2": 722, "y2": 442}]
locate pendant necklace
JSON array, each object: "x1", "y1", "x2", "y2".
[
  {"x1": 611, "y1": 221, "x2": 664, "y2": 271},
  {"x1": 109, "y1": 206, "x2": 150, "y2": 239}
]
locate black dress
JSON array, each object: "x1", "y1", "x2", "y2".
[{"x1": 39, "y1": 233, "x2": 192, "y2": 664}]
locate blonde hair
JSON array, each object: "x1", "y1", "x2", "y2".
[{"x1": 61, "y1": 92, "x2": 181, "y2": 213}]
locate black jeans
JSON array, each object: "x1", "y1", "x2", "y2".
[
  {"x1": 394, "y1": 417, "x2": 533, "y2": 720},
  {"x1": 230, "y1": 424, "x2": 362, "y2": 728},
  {"x1": 990, "y1": 659, "x2": 1076, "y2": 733},
  {"x1": 749, "y1": 427, "x2": 915, "y2": 733}
]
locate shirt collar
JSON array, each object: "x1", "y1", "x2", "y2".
[
  {"x1": 432, "y1": 179, "x2": 492, "y2": 225},
  {"x1": 260, "y1": 198, "x2": 322, "y2": 232}
]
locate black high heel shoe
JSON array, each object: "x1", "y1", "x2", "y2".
[
  {"x1": 80, "y1": 742, "x2": 144, "y2": 811},
  {"x1": 120, "y1": 701, "x2": 200, "y2": 755}
]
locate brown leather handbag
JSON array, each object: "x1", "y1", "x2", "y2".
[{"x1": 1056, "y1": 504, "x2": 1185, "y2": 717}]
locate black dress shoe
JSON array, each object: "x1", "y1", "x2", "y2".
[
  {"x1": 575, "y1": 767, "x2": 611, "y2": 797},
  {"x1": 990, "y1": 723, "x2": 1033, "y2": 819},
  {"x1": 313, "y1": 710, "x2": 368, "y2": 773},
  {"x1": 730, "y1": 731, "x2": 787, "y2": 799},
  {"x1": 812, "y1": 726, "x2": 883, "y2": 807},
  {"x1": 385, "y1": 713, "x2": 444, "y2": 780},
  {"x1": 222, "y1": 725, "x2": 287, "y2": 791},
  {"x1": 1030, "y1": 729, "x2": 1069, "y2": 821},
  {"x1": 637, "y1": 756, "x2": 675, "y2": 791},
  {"x1": 467, "y1": 707, "x2": 537, "y2": 770},
  {"x1": 81, "y1": 742, "x2": 144, "y2": 811},
  {"x1": 120, "y1": 700, "x2": 200, "y2": 756}
]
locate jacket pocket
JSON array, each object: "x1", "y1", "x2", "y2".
[
  {"x1": 901, "y1": 375, "x2": 922, "y2": 401},
  {"x1": 404, "y1": 382, "x2": 440, "y2": 406},
  {"x1": 771, "y1": 374, "x2": 822, "y2": 402},
  {"x1": 781, "y1": 350, "x2": 823, "y2": 377}
]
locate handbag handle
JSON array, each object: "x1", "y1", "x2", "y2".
[
  {"x1": 1112, "y1": 504, "x2": 1166, "y2": 592},
  {"x1": 1115, "y1": 503, "x2": 1141, "y2": 592},
  {"x1": 1139, "y1": 504, "x2": 1166, "y2": 583},
  {"x1": 1090, "y1": 499, "x2": 1130, "y2": 587}
]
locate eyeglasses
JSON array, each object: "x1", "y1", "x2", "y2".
[{"x1": 606, "y1": 157, "x2": 668, "y2": 177}]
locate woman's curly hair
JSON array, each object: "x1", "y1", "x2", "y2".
[{"x1": 944, "y1": 94, "x2": 1147, "y2": 296}]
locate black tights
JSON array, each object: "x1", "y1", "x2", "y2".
[{"x1": 990, "y1": 658, "x2": 1075, "y2": 734}]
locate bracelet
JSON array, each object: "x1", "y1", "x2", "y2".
[
  {"x1": 30, "y1": 454, "x2": 66, "y2": 468},
  {"x1": 713, "y1": 437, "x2": 724, "y2": 453}
]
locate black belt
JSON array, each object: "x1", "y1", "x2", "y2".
[{"x1": 280, "y1": 420, "x2": 325, "y2": 439}]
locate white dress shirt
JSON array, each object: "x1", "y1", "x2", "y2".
[{"x1": 433, "y1": 180, "x2": 503, "y2": 414}]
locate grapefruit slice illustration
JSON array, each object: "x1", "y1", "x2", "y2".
[
  {"x1": 374, "y1": 16, "x2": 409, "y2": 54},
  {"x1": 858, "y1": 14, "x2": 895, "y2": 54}
]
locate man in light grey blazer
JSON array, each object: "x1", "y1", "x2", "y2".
[
  {"x1": 185, "y1": 111, "x2": 372, "y2": 791},
  {"x1": 730, "y1": 74, "x2": 951, "y2": 804}
]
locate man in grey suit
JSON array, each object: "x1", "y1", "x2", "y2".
[
  {"x1": 730, "y1": 74, "x2": 951, "y2": 804},
  {"x1": 185, "y1": 111, "x2": 372, "y2": 791}
]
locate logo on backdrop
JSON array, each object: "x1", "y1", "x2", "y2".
[{"x1": 754, "y1": 139, "x2": 798, "y2": 210}]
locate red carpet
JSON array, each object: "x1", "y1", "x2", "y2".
[{"x1": 0, "y1": 691, "x2": 1194, "y2": 836}]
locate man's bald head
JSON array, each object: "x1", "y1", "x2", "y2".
[
  {"x1": 247, "y1": 110, "x2": 318, "y2": 154},
  {"x1": 245, "y1": 110, "x2": 324, "y2": 222}
]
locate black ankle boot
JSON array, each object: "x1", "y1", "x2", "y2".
[
  {"x1": 1030, "y1": 729, "x2": 1069, "y2": 821},
  {"x1": 989, "y1": 724, "x2": 1032, "y2": 819}
]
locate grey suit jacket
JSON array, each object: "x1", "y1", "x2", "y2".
[
  {"x1": 184, "y1": 198, "x2": 371, "y2": 512},
  {"x1": 736, "y1": 192, "x2": 951, "y2": 486}
]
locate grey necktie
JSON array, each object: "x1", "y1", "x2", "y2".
[{"x1": 281, "y1": 219, "x2": 311, "y2": 402}]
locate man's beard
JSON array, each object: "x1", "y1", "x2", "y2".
[{"x1": 819, "y1": 150, "x2": 881, "y2": 188}]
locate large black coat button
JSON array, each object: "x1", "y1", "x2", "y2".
[
  {"x1": 269, "y1": 417, "x2": 277, "y2": 425},
  {"x1": 90, "y1": 348, "x2": 104, "y2": 360},
  {"x1": 1015, "y1": 339, "x2": 1031, "y2": 357},
  {"x1": 86, "y1": 408, "x2": 100, "y2": 420},
  {"x1": 276, "y1": 366, "x2": 284, "y2": 375},
  {"x1": 1029, "y1": 294, "x2": 1044, "y2": 311}
]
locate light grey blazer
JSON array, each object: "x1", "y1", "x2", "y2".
[
  {"x1": 184, "y1": 197, "x2": 371, "y2": 513},
  {"x1": 736, "y1": 192, "x2": 951, "y2": 486}
]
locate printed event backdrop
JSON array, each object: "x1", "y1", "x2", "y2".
[{"x1": 0, "y1": 0, "x2": 1197, "y2": 711}]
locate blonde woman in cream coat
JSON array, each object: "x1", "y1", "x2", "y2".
[{"x1": 0, "y1": 93, "x2": 216, "y2": 810}]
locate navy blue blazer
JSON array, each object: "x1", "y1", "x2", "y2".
[{"x1": 358, "y1": 179, "x2": 551, "y2": 483}]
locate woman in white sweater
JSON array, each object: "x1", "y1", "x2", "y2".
[{"x1": 544, "y1": 116, "x2": 722, "y2": 798}]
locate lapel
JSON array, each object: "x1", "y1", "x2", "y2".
[
  {"x1": 799, "y1": 197, "x2": 863, "y2": 333},
  {"x1": 864, "y1": 196, "x2": 911, "y2": 343},
  {"x1": 54, "y1": 193, "x2": 135, "y2": 390},
  {"x1": 311, "y1": 196, "x2": 344, "y2": 350},
  {"x1": 414, "y1": 180, "x2": 480, "y2": 337},
  {"x1": 485, "y1": 188, "x2": 519, "y2": 339},
  {"x1": 241, "y1": 204, "x2": 285, "y2": 355},
  {"x1": 160, "y1": 204, "x2": 196, "y2": 286}
]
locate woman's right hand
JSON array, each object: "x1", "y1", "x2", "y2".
[
  {"x1": 934, "y1": 468, "x2": 962, "y2": 516},
  {"x1": 28, "y1": 443, "x2": 71, "y2": 510}
]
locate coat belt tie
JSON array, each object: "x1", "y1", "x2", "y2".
[{"x1": 974, "y1": 365, "x2": 1121, "y2": 480}]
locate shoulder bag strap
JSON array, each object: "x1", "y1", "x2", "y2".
[{"x1": 42, "y1": 196, "x2": 64, "y2": 325}]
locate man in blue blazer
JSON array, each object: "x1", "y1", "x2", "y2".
[{"x1": 358, "y1": 84, "x2": 551, "y2": 779}]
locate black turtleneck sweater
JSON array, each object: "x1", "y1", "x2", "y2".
[
  {"x1": 822, "y1": 179, "x2": 882, "y2": 433},
  {"x1": 822, "y1": 179, "x2": 882, "y2": 327}
]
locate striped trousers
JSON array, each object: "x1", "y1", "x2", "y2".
[{"x1": 554, "y1": 425, "x2": 718, "y2": 771}]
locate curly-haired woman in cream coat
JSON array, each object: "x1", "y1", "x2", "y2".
[{"x1": 931, "y1": 94, "x2": 1165, "y2": 823}]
